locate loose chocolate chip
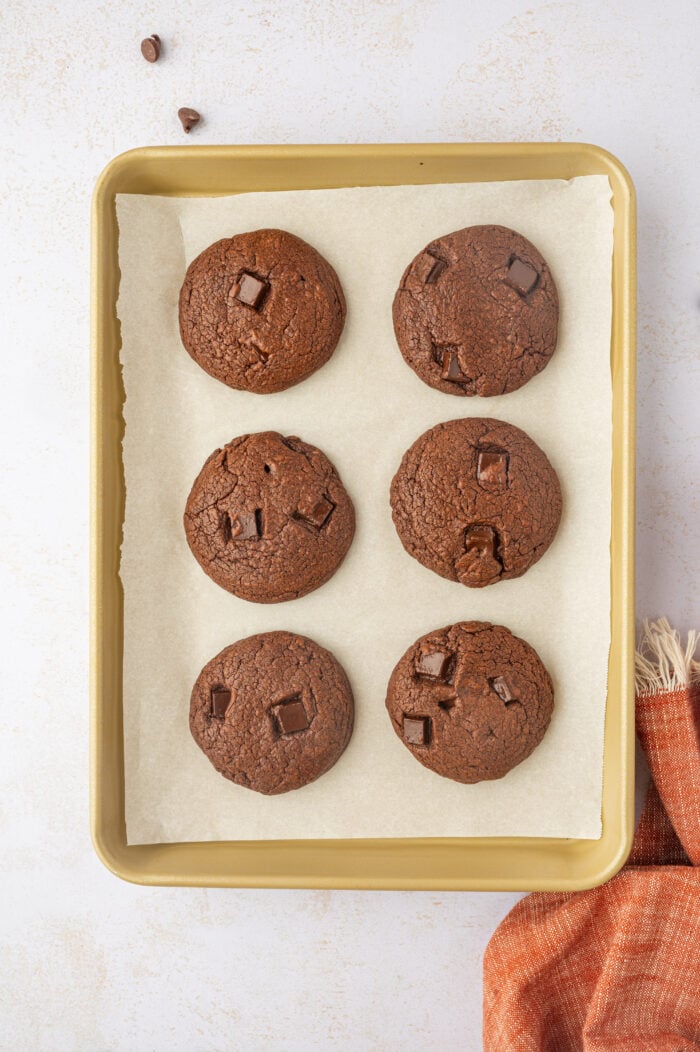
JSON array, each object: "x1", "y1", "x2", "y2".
[
  {"x1": 233, "y1": 272, "x2": 268, "y2": 310},
  {"x1": 425, "y1": 256, "x2": 448, "y2": 284},
  {"x1": 210, "y1": 688, "x2": 231, "y2": 719},
  {"x1": 441, "y1": 349, "x2": 470, "y2": 384},
  {"x1": 178, "y1": 107, "x2": 201, "y2": 133},
  {"x1": 505, "y1": 257, "x2": 539, "y2": 297},
  {"x1": 415, "y1": 647, "x2": 453, "y2": 682},
  {"x1": 273, "y1": 697, "x2": 310, "y2": 735},
  {"x1": 229, "y1": 511, "x2": 260, "y2": 540},
  {"x1": 293, "y1": 494, "x2": 335, "y2": 531},
  {"x1": 140, "y1": 34, "x2": 161, "y2": 62},
  {"x1": 489, "y1": 676, "x2": 514, "y2": 703},
  {"x1": 477, "y1": 449, "x2": 509, "y2": 489},
  {"x1": 403, "y1": 715, "x2": 431, "y2": 745}
]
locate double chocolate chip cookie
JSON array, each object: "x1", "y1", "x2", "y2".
[
  {"x1": 386, "y1": 621, "x2": 554, "y2": 783},
  {"x1": 179, "y1": 228, "x2": 346, "y2": 394},
  {"x1": 184, "y1": 431, "x2": 355, "y2": 603},
  {"x1": 191, "y1": 631, "x2": 354, "y2": 795},
  {"x1": 393, "y1": 225, "x2": 559, "y2": 397},
  {"x1": 390, "y1": 417, "x2": 562, "y2": 588}
]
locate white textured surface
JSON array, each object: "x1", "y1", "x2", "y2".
[{"x1": 1, "y1": 1, "x2": 698, "y2": 1049}]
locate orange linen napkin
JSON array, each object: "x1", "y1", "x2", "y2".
[{"x1": 483, "y1": 619, "x2": 700, "y2": 1051}]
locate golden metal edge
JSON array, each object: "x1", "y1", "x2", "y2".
[{"x1": 90, "y1": 142, "x2": 636, "y2": 890}]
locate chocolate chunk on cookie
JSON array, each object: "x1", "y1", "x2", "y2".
[
  {"x1": 191, "y1": 631, "x2": 354, "y2": 795},
  {"x1": 392, "y1": 225, "x2": 559, "y2": 397},
  {"x1": 386, "y1": 621, "x2": 554, "y2": 783},
  {"x1": 390, "y1": 417, "x2": 561, "y2": 588},
  {"x1": 179, "y1": 228, "x2": 346, "y2": 394},
  {"x1": 184, "y1": 431, "x2": 355, "y2": 603}
]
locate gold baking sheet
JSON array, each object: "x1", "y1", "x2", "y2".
[{"x1": 91, "y1": 143, "x2": 635, "y2": 890}]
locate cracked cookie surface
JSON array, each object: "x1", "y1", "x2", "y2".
[
  {"x1": 179, "y1": 228, "x2": 346, "y2": 394},
  {"x1": 184, "y1": 431, "x2": 355, "y2": 603},
  {"x1": 390, "y1": 417, "x2": 561, "y2": 588},
  {"x1": 392, "y1": 224, "x2": 558, "y2": 397},
  {"x1": 386, "y1": 621, "x2": 554, "y2": 783},
  {"x1": 191, "y1": 631, "x2": 354, "y2": 794}
]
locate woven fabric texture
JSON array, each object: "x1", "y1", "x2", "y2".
[{"x1": 483, "y1": 622, "x2": 700, "y2": 1052}]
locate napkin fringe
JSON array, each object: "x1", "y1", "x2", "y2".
[{"x1": 635, "y1": 617, "x2": 700, "y2": 696}]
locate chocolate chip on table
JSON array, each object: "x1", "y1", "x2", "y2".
[
  {"x1": 140, "y1": 35, "x2": 161, "y2": 62},
  {"x1": 210, "y1": 688, "x2": 231, "y2": 719},
  {"x1": 178, "y1": 107, "x2": 201, "y2": 133}
]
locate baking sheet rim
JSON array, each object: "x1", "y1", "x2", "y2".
[{"x1": 90, "y1": 141, "x2": 636, "y2": 891}]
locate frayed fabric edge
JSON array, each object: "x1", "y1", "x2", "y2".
[{"x1": 635, "y1": 617, "x2": 700, "y2": 696}]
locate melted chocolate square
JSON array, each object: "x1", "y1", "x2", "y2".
[
  {"x1": 230, "y1": 511, "x2": 260, "y2": 540},
  {"x1": 272, "y1": 696, "x2": 309, "y2": 735},
  {"x1": 477, "y1": 449, "x2": 509, "y2": 489},
  {"x1": 465, "y1": 524, "x2": 497, "y2": 556},
  {"x1": 490, "y1": 676, "x2": 514, "y2": 703},
  {"x1": 234, "y1": 272, "x2": 268, "y2": 310},
  {"x1": 505, "y1": 258, "x2": 538, "y2": 297},
  {"x1": 294, "y1": 494, "x2": 335, "y2": 530},
  {"x1": 415, "y1": 647, "x2": 453, "y2": 682},
  {"x1": 425, "y1": 257, "x2": 448, "y2": 284},
  {"x1": 441, "y1": 349, "x2": 470, "y2": 384},
  {"x1": 210, "y1": 689, "x2": 231, "y2": 719},
  {"x1": 403, "y1": 715, "x2": 431, "y2": 745}
]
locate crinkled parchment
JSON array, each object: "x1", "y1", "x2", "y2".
[{"x1": 117, "y1": 176, "x2": 613, "y2": 843}]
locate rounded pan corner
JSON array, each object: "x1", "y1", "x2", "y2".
[
  {"x1": 574, "y1": 839, "x2": 634, "y2": 893},
  {"x1": 91, "y1": 145, "x2": 182, "y2": 214},
  {"x1": 90, "y1": 818, "x2": 148, "y2": 887},
  {"x1": 93, "y1": 144, "x2": 162, "y2": 188},
  {"x1": 570, "y1": 141, "x2": 636, "y2": 205},
  {"x1": 565, "y1": 810, "x2": 635, "y2": 894},
  {"x1": 92, "y1": 147, "x2": 144, "y2": 212}
]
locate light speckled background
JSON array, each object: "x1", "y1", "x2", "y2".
[{"x1": 1, "y1": 1, "x2": 698, "y2": 1049}]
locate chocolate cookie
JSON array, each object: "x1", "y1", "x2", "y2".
[
  {"x1": 390, "y1": 418, "x2": 561, "y2": 588},
  {"x1": 179, "y1": 228, "x2": 346, "y2": 394},
  {"x1": 191, "y1": 631, "x2": 354, "y2": 795},
  {"x1": 392, "y1": 225, "x2": 559, "y2": 397},
  {"x1": 184, "y1": 431, "x2": 355, "y2": 603},
  {"x1": 386, "y1": 621, "x2": 554, "y2": 783}
]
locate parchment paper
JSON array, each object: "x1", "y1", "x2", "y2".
[{"x1": 117, "y1": 176, "x2": 613, "y2": 844}]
